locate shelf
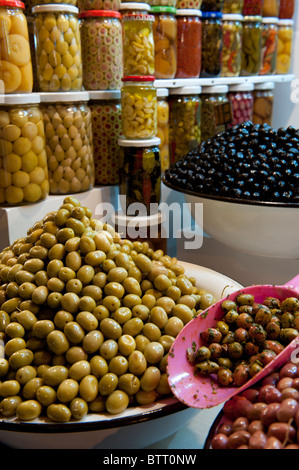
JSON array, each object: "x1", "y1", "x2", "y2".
[{"x1": 154, "y1": 74, "x2": 295, "y2": 88}]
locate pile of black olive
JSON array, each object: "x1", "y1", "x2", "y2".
[{"x1": 163, "y1": 122, "x2": 299, "y2": 203}]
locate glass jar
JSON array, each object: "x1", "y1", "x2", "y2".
[
  {"x1": 260, "y1": 17, "x2": 278, "y2": 75},
  {"x1": 201, "y1": 85, "x2": 232, "y2": 142},
  {"x1": 201, "y1": 12, "x2": 223, "y2": 78},
  {"x1": 79, "y1": 10, "x2": 123, "y2": 90},
  {"x1": 221, "y1": 14, "x2": 243, "y2": 77},
  {"x1": 0, "y1": 94, "x2": 49, "y2": 205},
  {"x1": 29, "y1": 0, "x2": 77, "y2": 9},
  {"x1": 201, "y1": 0, "x2": 223, "y2": 11},
  {"x1": 169, "y1": 86, "x2": 201, "y2": 164},
  {"x1": 149, "y1": 0, "x2": 176, "y2": 6},
  {"x1": 176, "y1": 0, "x2": 202, "y2": 8},
  {"x1": 279, "y1": 0, "x2": 294, "y2": 19},
  {"x1": 157, "y1": 88, "x2": 169, "y2": 173},
  {"x1": 0, "y1": 0, "x2": 33, "y2": 93},
  {"x1": 242, "y1": 0, "x2": 263, "y2": 15},
  {"x1": 40, "y1": 91, "x2": 94, "y2": 194},
  {"x1": 152, "y1": 6, "x2": 177, "y2": 79},
  {"x1": 176, "y1": 9, "x2": 202, "y2": 78},
  {"x1": 241, "y1": 16, "x2": 262, "y2": 75},
  {"x1": 89, "y1": 90, "x2": 121, "y2": 185},
  {"x1": 78, "y1": 0, "x2": 120, "y2": 10},
  {"x1": 252, "y1": 81, "x2": 274, "y2": 125},
  {"x1": 27, "y1": 16, "x2": 38, "y2": 92},
  {"x1": 118, "y1": 137, "x2": 161, "y2": 214},
  {"x1": 228, "y1": 83, "x2": 254, "y2": 126},
  {"x1": 223, "y1": 0, "x2": 244, "y2": 13},
  {"x1": 121, "y1": 76, "x2": 157, "y2": 139},
  {"x1": 122, "y1": 3, "x2": 155, "y2": 76},
  {"x1": 32, "y1": 5, "x2": 82, "y2": 92},
  {"x1": 276, "y1": 19, "x2": 293, "y2": 74},
  {"x1": 263, "y1": 0, "x2": 280, "y2": 16}
]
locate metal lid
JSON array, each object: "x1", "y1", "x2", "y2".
[
  {"x1": 222, "y1": 14, "x2": 243, "y2": 21},
  {"x1": 156, "y1": 88, "x2": 169, "y2": 98},
  {"x1": 118, "y1": 137, "x2": 161, "y2": 147},
  {"x1": 201, "y1": 11, "x2": 222, "y2": 18},
  {"x1": 122, "y1": 75, "x2": 156, "y2": 82},
  {"x1": 176, "y1": 8, "x2": 202, "y2": 16},
  {"x1": 32, "y1": 4, "x2": 79, "y2": 13},
  {"x1": 0, "y1": 0, "x2": 24, "y2": 8},
  {"x1": 119, "y1": 2, "x2": 150, "y2": 10},
  {"x1": 151, "y1": 5, "x2": 176, "y2": 14}
]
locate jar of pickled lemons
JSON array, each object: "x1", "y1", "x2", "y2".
[
  {"x1": 151, "y1": 6, "x2": 177, "y2": 79},
  {"x1": 0, "y1": 93, "x2": 49, "y2": 205},
  {"x1": 32, "y1": 4, "x2": 83, "y2": 92},
  {"x1": 262, "y1": 0, "x2": 280, "y2": 17},
  {"x1": 0, "y1": 0, "x2": 33, "y2": 94},
  {"x1": 40, "y1": 91, "x2": 94, "y2": 194},
  {"x1": 253, "y1": 82, "x2": 275, "y2": 125},
  {"x1": 157, "y1": 87, "x2": 169, "y2": 172},
  {"x1": 276, "y1": 19, "x2": 294, "y2": 74}
]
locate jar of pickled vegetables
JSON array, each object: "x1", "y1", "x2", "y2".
[
  {"x1": 201, "y1": 12, "x2": 223, "y2": 78},
  {"x1": 221, "y1": 14, "x2": 243, "y2": 77},
  {"x1": 121, "y1": 76, "x2": 157, "y2": 139},
  {"x1": 201, "y1": 0, "x2": 223, "y2": 11},
  {"x1": 176, "y1": 0, "x2": 202, "y2": 8},
  {"x1": 0, "y1": 94, "x2": 49, "y2": 205},
  {"x1": 260, "y1": 17, "x2": 278, "y2": 75},
  {"x1": 201, "y1": 85, "x2": 232, "y2": 142},
  {"x1": 40, "y1": 91, "x2": 94, "y2": 194},
  {"x1": 176, "y1": 9, "x2": 202, "y2": 78},
  {"x1": 151, "y1": 6, "x2": 177, "y2": 79},
  {"x1": 279, "y1": 0, "x2": 294, "y2": 19},
  {"x1": 79, "y1": 10, "x2": 123, "y2": 90},
  {"x1": 32, "y1": 4, "x2": 83, "y2": 92},
  {"x1": 252, "y1": 81, "x2": 274, "y2": 125},
  {"x1": 223, "y1": 0, "x2": 244, "y2": 13},
  {"x1": 0, "y1": 0, "x2": 33, "y2": 94},
  {"x1": 228, "y1": 83, "x2": 254, "y2": 126},
  {"x1": 121, "y1": 3, "x2": 155, "y2": 76},
  {"x1": 89, "y1": 90, "x2": 121, "y2": 185},
  {"x1": 78, "y1": 0, "x2": 120, "y2": 10},
  {"x1": 118, "y1": 137, "x2": 161, "y2": 213},
  {"x1": 276, "y1": 19, "x2": 293, "y2": 74},
  {"x1": 241, "y1": 16, "x2": 262, "y2": 75},
  {"x1": 157, "y1": 88, "x2": 169, "y2": 173},
  {"x1": 263, "y1": 0, "x2": 280, "y2": 16},
  {"x1": 169, "y1": 85, "x2": 201, "y2": 164},
  {"x1": 242, "y1": 0, "x2": 263, "y2": 15}
]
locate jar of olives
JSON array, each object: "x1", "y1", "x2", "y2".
[
  {"x1": 168, "y1": 85, "x2": 201, "y2": 164},
  {"x1": 121, "y1": 75, "x2": 157, "y2": 139},
  {"x1": 260, "y1": 17, "x2": 278, "y2": 75},
  {"x1": 276, "y1": 19, "x2": 293, "y2": 74},
  {"x1": 221, "y1": 14, "x2": 243, "y2": 77},
  {"x1": 0, "y1": 94, "x2": 49, "y2": 205},
  {"x1": 201, "y1": 0, "x2": 223, "y2": 11},
  {"x1": 148, "y1": 0, "x2": 176, "y2": 6},
  {"x1": 151, "y1": 6, "x2": 177, "y2": 79},
  {"x1": 223, "y1": 0, "x2": 244, "y2": 13},
  {"x1": 279, "y1": 0, "x2": 294, "y2": 19},
  {"x1": 40, "y1": 91, "x2": 94, "y2": 194},
  {"x1": 176, "y1": 0, "x2": 202, "y2": 8},
  {"x1": 201, "y1": 85, "x2": 232, "y2": 142},
  {"x1": 252, "y1": 81, "x2": 275, "y2": 125},
  {"x1": 89, "y1": 90, "x2": 121, "y2": 185},
  {"x1": 32, "y1": 4, "x2": 83, "y2": 92},
  {"x1": 79, "y1": 10, "x2": 123, "y2": 90},
  {"x1": 201, "y1": 12, "x2": 223, "y2": 78},
  {"x1": 263, "y1": 0, "x2": 280, "y2": 17},
  {"x1": 0, "y1": 0, "x2": 33, "y2": 94},
  {"x1": 228, "y1": 83, "x2": 254, "y2": 126},
  {"x1": 241, "y1": 15, "x2": 262, "y2": 75},
  {"x1": 118, "y1": 137, "x2": 161, "y2": 214},
  {"x1": 242, "y1": 0, "x2": 263, "y2": 15},
  {"x1": 157, "y1": 88, "x2": 169, "y2": 173},
  {"x1": 78, "y1": 0, "x2": 120, "y2": 10},
  {"x1": 176, "y1": 9, "x2": 202, "y2": 78}
]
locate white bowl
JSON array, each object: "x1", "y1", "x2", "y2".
[{"x1": 0, "y1": 262, "x2": 242, "y2": 450}]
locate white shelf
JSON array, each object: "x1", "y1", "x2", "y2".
[{"x1": 154, "y1": 74, "x2": 295, "y2": 88}]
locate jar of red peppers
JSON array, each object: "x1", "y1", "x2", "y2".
[
  {"x1": 201, "y1": 11, "x2": 223, "y2": 78},
  {"x1": 221, "y1": 14, "x2": 243, "y2": 77},
  {"x1": 279, "y1": 0, "x2": 294, "y2": 19},
  {"x1": 151, "y1": 6, "x2": 177, "y2": 79},
  {"x1": 241, "y1": 15, "x2": 262, "y2": 75},
  {"x1": 228, "y1": 83, "x2": 254, "y2": 126},
  {"x1": 223, "y1": 0, "x2": 244, "y2": 13},
  {"x1": 242, "y1": 0, "x2": 263, "y2": 15},
  {"x1": 262, "y1": 0, "x2": 280, "y2": 17},
  {"x1": 252, "y1": 81, "x2": 274, "y2": 125},
  {"x1": 176, "y1": 9, "x2": 202, "y2": 78},
  {"x1": 260, "y1": 17, "x2": 278, "y2": 75},
  {"x1": 201, "y1": 0, "x2": 224, "y2": 11}
]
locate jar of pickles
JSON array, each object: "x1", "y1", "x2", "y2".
[
  {"x1": 241, "y1": 15, "x2": 262, "y2": 75},
  {"x1": 176, "y1": 0, "x2": 202, "y2": 8},
  {"x1": 79, "y1": 10, "x2": 123, "y2": 90},
  {"x1": 40, "y1": 91, "x2": 94, "y2": 194},
  {"x1": 169, "y1": 85, "x2": 201, "y2": 164},
  {"x1": 260, "y1": 17, "x2": 278, "y2": 75},
  {"x1": 78, "y1": 0, "x2": 120, "y2": 10},
  {"x1": 242, "y1": 0, "x2": 263, "y2": 15},
  {"x1": 252, "y1": 81, "x2": 274, "y2": 125},
  {"x1": 118, "y1": 137, "x2": 161, "y2": 214},
  {"x1": 201, "y1": 85, "x2": 232, "y2": 142},
  {"x1": 121, "y1": 75, "x2": 157, "y2": 139},
  {"x1": 0, "y1": 0, "x2": 33, "y2": 94},
  {"x1": 32, "y1": 4, "x2": 83, "y2": 92},
  {"x1": 89, "y1": 90, "x2": 121, "y2": 185},
  {"x1": 201, "y1": 12, "x2": 223, "y2": 78},
  {"x1": 176, "y1": 9, "x2": 202, "y2": 78},
  {"x1": 279, "y1": 0, "x2": 294, "y2": 19},
  {"x1": 223, "y1": 0, "x2": 244, "y2": 13},
  {"x1": 263, "y1": 0, "x2": 280, "y2": 16},
  {"x1": 0, "y1": 94, "x2": 49, "y2": 205},
  {"x1": 228, "y1": 83, "x2": 254, "y2": 126},
  {"x1": 157, "y1": 87, "x2": 169, "y2": 173},
  {"x1": 201, "y1": 0, "x2": 223, "y2": 11},
  {"x1": 121, "y1": 3, "x2": 155, "y2": 76},
  {"x1": 276, "y1": 19, "x2": 293, "y2": 74},
  {"x1": 221, "y1": 14, "x2": 243, "y2": 77},
  {"x1": 151, "y1": 6, "x2": 177, "y2": 79}
]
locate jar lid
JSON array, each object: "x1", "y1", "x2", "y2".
[
  {"x1": 262, "y1": 17, "x2": 279, "y2": 23},
  {"x1": 39, "y1": 91, "x2": 89, "y2": 103},
  {"x1": 229, "y1": 83, "x2": 254, "y2": 92},
  {"x1": 112, "y1": 210, "x2": 164, "y2": 227},
  {"x1": 169, "y1": 85, "x2": 201, "y2": 95},
  {"x1": 122, "y1": 75, "x2": 156, "y2": 82},
  {"x1": 0, "y1": 0, "x2": 24, "y2": 8},
  {"x1": 278, "y1": 19, "x2": 294, "y2": 26},
  {"x1": 201, "y1": 11, "x2": 222, "y2": 19},
  {"x1": 0, "y1": 93, "x2": 40, "y2": 105},
  {"x1": 202, "y1": 85, "x2": 229, "y2": 94},
  {"x1": 222, "y1": 14, "x2": 243, "y2": 21},
  {"x1": 254, "y1": 82, "x2": 275, "y2": 90},
  {"x1": 243, "y1": 15, "x2": 262, "y2": 21},
  {"x1": 119, "y1": 2, "x2": 150, "y2": 11},
  {"x1": 88, "y1": 90, "x2": 121, "y2": 100},
  {"x1": 150, "y1": 5, "x2": 176, "y2": 14},
  {"x1": 156, "y1": 87, "x2": 169, "y2": 98},
  {"x1": 79, "y1": 10, "x2": 121, "y2": 18},
  {"x1": 32, "y1": 4, "x2": 79, "y2": 13},
  {"x1": 118, "y1": 137, "x2": 161, "y2": 147},
  {"x1": 176, "y1": 8, "x2": 202, "y2": 16}
]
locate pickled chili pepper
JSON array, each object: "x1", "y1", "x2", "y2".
[
  {"x1": 260, "y1": 17, "x2": 278, "y2": 75},
  {"x1": 241, "y1": 16, "x2": 262, "y2": 76}
]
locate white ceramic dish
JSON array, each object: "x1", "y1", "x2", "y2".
[{"x1": 0, "y1": 261, "x2": 242, "y2": 449}]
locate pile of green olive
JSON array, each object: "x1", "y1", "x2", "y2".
[
  {"x1": 187, "y1": 293, "x2": 299, "y2": 387},
  {"x1": 0, "y1": 196, "x2": 216, "y2": 422}
]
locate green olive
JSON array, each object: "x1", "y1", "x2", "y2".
[
  {"x1": 47, "y1": 404, "x2": 72, "y2": 422},
  {"x1": 9, "y1": 348, "x2": 34, "y2": 370},
  {"x1": 89, "y1": 355, "x2": 108, "y2": 378},
  {"x1": 98, "y1": 372, "x2": 118, "y2": 396},
  {"x1": 16, "y1": 400, "x2": 42, "y2": 420},
  {"x1": 82, "y1": 330, "x2": 104, "y2": 354},
  {"x1": 36, "y1": 385, "x2": 56, "y2": 406},
  {"x1": 105, "y1": 390, "x2": 129, "y2": 414},
  {"x1": 0, "y1": 380, "x2": 21, "y2": 397},
  {"x1": 0, "y1": 395, "x2": 22, "y2": 417},
  {"x1": 43, "y1": 365, "x2": 69, "y2": 387}
]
